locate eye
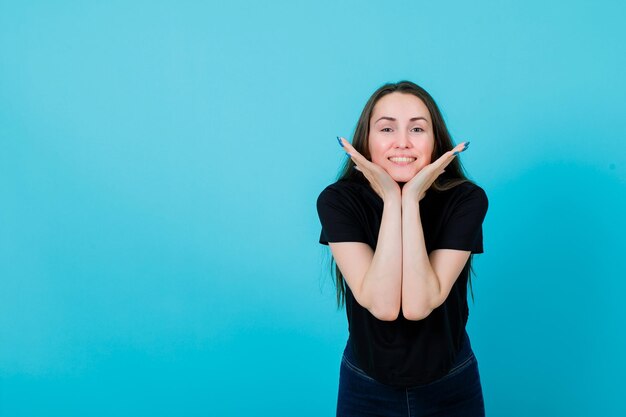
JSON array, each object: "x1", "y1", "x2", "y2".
[
  {"x1": 412, "y1": 127, "x2": 424, "y2": 132},
  {"x1": 381, "y1": 128, "x2": 392, "y2": 132}
]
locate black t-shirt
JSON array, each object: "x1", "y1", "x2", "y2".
[{"x1": 316, "y1": 177, "x2": 489, "y2": 387}]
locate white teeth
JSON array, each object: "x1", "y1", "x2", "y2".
[{"x1": 389, "y1": 157, "x2": 416, "y2": 163}]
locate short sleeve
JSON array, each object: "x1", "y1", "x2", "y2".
[
  {"x1": 433, "y1": 186, "x2": 489, "y2": 254},
  {"x1": 316, "y1": 186, "x2": 369, "y2": 245}
]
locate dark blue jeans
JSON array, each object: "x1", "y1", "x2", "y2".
[{"x1": 337, "y1": 330, "x2": 485, "y2": 417}]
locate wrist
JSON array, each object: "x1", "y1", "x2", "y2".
[
  {"x1": 401, "y1": 193, "x2": 420, "y2": 207},
  {"x1": 381, "y1": 184, "x2": 401, "y2": 202},
  {"x1": 383, "y1": 191, "x2": 402, "y2": 206}
]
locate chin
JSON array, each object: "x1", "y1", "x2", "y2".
[
  {"x1": 387, "y1": 167, "x2": 417, "y2": 182},
  {"x1": 391, "y1": 173, "x2": 414, "y2": 183}
]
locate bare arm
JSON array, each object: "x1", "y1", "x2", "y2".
[
  {"x1": 400, "y1": 198, "x2": 471, "y2": 320},
  {"x1": 330, "y1": 137, "x2": 404, "y2": 321},
  {"x1": 330, "y1": 194, "x2": 402, "y2": 321},
  {"x1": 399, "y1": 141, "x2": 473, "y2": 320}
]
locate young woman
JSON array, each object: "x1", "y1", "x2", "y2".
[{"x1": 316, "y1": 80, "x2": 489, "y2": 417}]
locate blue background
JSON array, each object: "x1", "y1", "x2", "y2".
[{"x1": 2, "y1": 0, "x2": 625, "y2": 416}]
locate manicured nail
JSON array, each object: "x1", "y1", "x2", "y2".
[
  {"x1": 453, "y1": 151, "x2": 459, "y2": 155},
  {"x1": 465, "y1": 141, "x2": 470, "y2": 147},
  {"x1": 337, "y1": 136, "x2": 344, "y2": 148}
]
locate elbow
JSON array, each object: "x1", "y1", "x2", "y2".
[
  {"x1": 402, "y1": 307, "x2": 433, "y2": 321},
  {"x1": 369, "y1": 303, "x2": 401, "y2": 322},
  {"x1": 402, "y1": 298, "x2": 439, "y2": 321},
  {"x1": 373, "y1": 308, "x2": 400, "y2": 321},
  {"x1": 359, "y1": 288, "x2": 401, "y2": 321},
  {"x1": 402, "y1": 294, "x2": 441, "y2": 321}
]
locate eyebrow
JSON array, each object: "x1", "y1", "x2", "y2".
[{"x1": 374, "y1": 116, "x2": 428, "y2": 124}]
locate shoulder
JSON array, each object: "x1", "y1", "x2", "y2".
[
  {"x1": 428, "y1": 181, "x2": 488, "y2": 253},
  {"x1": 317, "y1": 179, "x2": 370, "y2": 206},
  {"x1": 457, "y1": 181, "x2": 488, "y2": 201},
  {"x1": 435, "y1": 181, "x2": 488, "y2": 212},
  {"x1": 320, "y1": 178, "x2": 369, "y2": 194},
  {"x1": 444, "y1": 180, "x2": 487, "y2": 199}
]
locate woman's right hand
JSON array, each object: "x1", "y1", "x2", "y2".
[{"x1": 339, "y1": 137, "x2": 401, "y2": 202}]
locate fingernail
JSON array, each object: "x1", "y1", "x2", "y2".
[
  {"x1": 453, "y1": 151, "x2": 459, "y2": 155},
  {"x1": 465, "y1": 141, "x2": 470, "y2": 147},
  {"x1": 337, "y1": 136, "x2": 344, "y2": 148}
]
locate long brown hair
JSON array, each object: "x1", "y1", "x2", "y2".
[{"x1": 329, "y1": 80, "x2": 479, "y2": 309}]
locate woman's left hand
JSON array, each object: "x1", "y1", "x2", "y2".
[{"x1": 402, "y1": 142, "x2": 469, "y2": 202}]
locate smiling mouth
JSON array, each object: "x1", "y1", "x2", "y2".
[{"x1": 388, "y1": 157, "x2": 416, "y2": 166}]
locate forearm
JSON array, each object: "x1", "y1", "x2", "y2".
[
  {"x1": 361, "y1": 196, "x2": 403, "y2": 321},
  {"x1": 401, "y1": 197, "x2": 441, "y2": 320}
]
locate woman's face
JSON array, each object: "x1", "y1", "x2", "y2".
[{"x1": 368, "y1": 92, "x2": 435, "y2": 183}]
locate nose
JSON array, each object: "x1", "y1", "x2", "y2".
[{"x1": 395, "y1": 132, "x2": 411, "y2": 148}]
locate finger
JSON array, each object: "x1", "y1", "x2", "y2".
[
  {"x1": 433, "y1": 150, "x2": 461, "y2": 173},
  {"x1": 339, "y1": 137, "x2": 371, "y2": 166},
  {"x1": 451, "y1": 141, "x2": 469, "y2": 155},
  {"x1": 444, "y1": 141, "x2": 467, "y2": 153},
  {"x1": 439, "y1": 155, "x2": 457, "y2": 171},
  {"x1": 437, "y1": 142, "x2": 469, "y2": 167},
  {"x1": 433, "y1": 149, "x2": 457, "y2": 168},
  {"x1": 445, "y1": 143, "x2": 464, "y2": 156},
  {"x1": 338, "y1": 137, "x2": 359, "y2": 160}
]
